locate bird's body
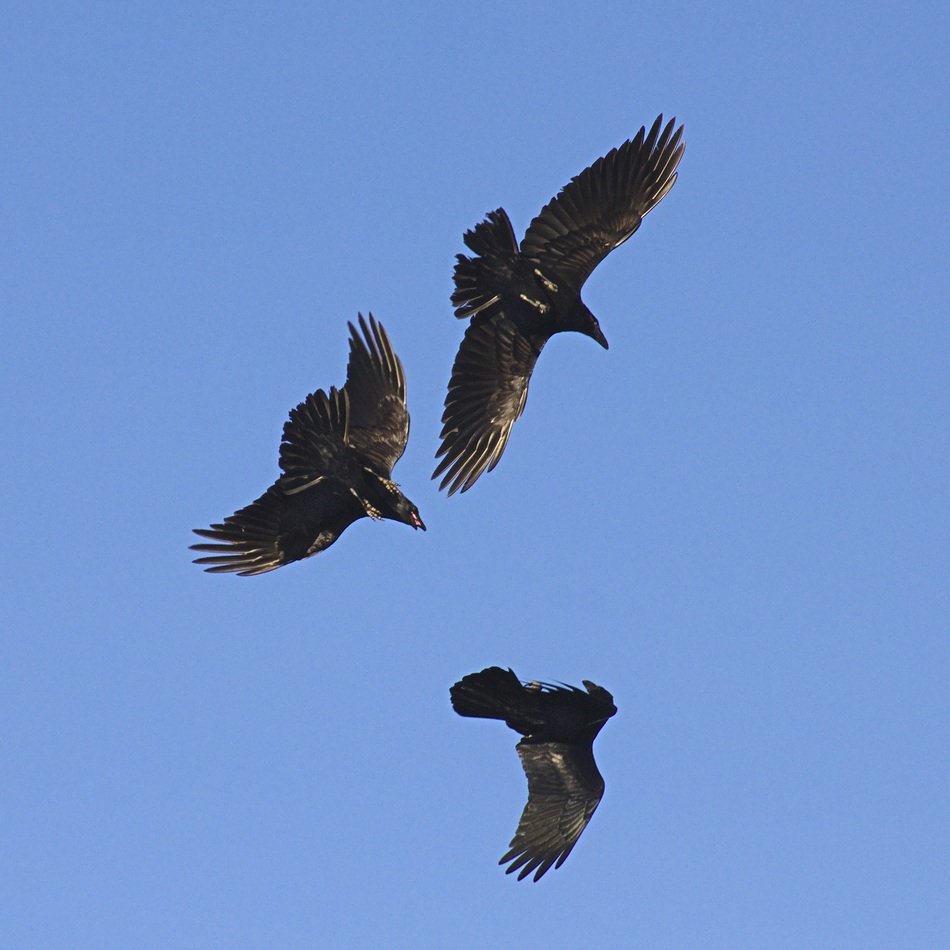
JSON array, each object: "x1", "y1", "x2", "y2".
[
  {"x1": 191, "y1": 314, "x2": 424, "y2": 575},
  {"x1": 435, "y1": 114, "x2": 685, "y2": 495},
  {"x1": 450, "y1": 666, "x2": 617, "y2": 881}
]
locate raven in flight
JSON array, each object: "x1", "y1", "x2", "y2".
[
  {"x1": 191, "y1": 314, "x2": 424, "y2": 575},
  {"x1": 434, "y1": 114, "x2": 685, "y2": 495},
  {"x1": 450, "y1": 666, "x2": 617, "y2": 881}
]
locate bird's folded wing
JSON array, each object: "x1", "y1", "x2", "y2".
[
  {"x1": 433, "y1": 313, "x2": 542, "y2": 495},
  {"x1": 519, "y1": 114, "x2": 684, "y2": 290},
  {"x1": 500, "y1": 741, "x2": 605, "y2": 882}
]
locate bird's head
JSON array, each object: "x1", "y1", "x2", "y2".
[
  {"x1": 582, "y1": 680, "x2": 618, "y2": 726},
  {"x1": 392, "y1": 495, "x2": 426, "y2": 531},
  {"x1": 562, "y1": 292, "x2": 609, "y2": 350},
  {"x1": 583, "y1": 314, "x2": 609, "y2": 350},
  {"x1": 365, "y1": 474, "x2": 426, "y2": 531}
]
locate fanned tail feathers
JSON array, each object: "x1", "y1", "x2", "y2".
[
  {"x1": 451, "y1": 209, "x2": 518, "y2": 319},
  {"x1": 450, "y1": 666, "x2": 524, "y2": 720}
]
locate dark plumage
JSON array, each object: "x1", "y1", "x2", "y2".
[
  {"x1": 450, "y1": 666, "x2": 617, "y2": 881},
  {"x1": 434, "y1": 114, "x2": 685, "y2": 495},
  {"x1": 191, "y1": 314, "x2": 424, "y2": 575}
]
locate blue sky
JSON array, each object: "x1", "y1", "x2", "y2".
[{"x1": 3, "y1": 3, "x2": 948, "y2": 946}]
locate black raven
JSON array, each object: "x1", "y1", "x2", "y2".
[
  {"x1": 434, "y1": 114, "x2": 685, "y2": 495},
  {"x1": 450, "y1": 666, "x2": 617, "y2": 881},
  {"x1": 191, "y1": 314, "x2": 424, "y2": 575}
]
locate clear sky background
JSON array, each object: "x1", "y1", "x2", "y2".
[{"x1": 3, "y1": 3, "x2": 948, "y2": 947}]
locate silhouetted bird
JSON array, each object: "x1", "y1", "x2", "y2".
[
  {"x1": 434, "y1": 114, "x2": 685, "y2": 494},
  {"x1": 450, "y1": 666, "x2": 617, "y2": 881},
  {"x1": 191, "y1": 314, "x2": 424, "y2": 575}
]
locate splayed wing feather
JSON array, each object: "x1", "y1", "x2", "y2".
[
  {"x1": 434, "y1": 314, "x2": 542, "y2": 495},
  {"x1": 343, "y1": 314, "x2": 410, "y2": 473},
  {"x1": 500, "y1": 742, "x2": 605, "y2": 882},
  {"x1": 520, "y1": 115, "x2": 684, "y2": 289},
  {"x1": 278, "y1": 386, "x2": 350, "y2": 493},
  {"x1": 190, "y1": 483, "x2": 351, "y2": 575}
]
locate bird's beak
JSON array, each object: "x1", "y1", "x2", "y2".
[
  {"x1": 590, "y1": 323, "x2": 609, "y2": 350},
  {"x1": 411, "y1": 512, "x2": 426, "y2": 531}
]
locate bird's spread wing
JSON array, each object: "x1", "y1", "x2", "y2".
[
  {"x1": 190, "y1": 482, "x2": 353, "y2": 575},
  {"x1": 519, "y1": 114, "x2": 684, "y2": 290},
  {"x1": 277, "y1": 316, "x2": 407, "y2": 492},
  {"x1": 433, "y1": 313, "x2": 543, "y2": 495},
  {"x1": 343, "y1": 314, "x2": 410, "y2": 475},
  {"x1": 501, "y1": 741, "x2": 605, "y2": 882},
  {"x1": 277, "y1": 384, "x2": 351, "y2": 495}
]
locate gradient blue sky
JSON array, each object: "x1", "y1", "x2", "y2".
[{"x1": 3, "y1": 3, "x2": 948, "y2": 947}]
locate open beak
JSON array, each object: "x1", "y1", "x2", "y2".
[{"x1": 411, "y1": 511, "x2": 426, "y2": 531}]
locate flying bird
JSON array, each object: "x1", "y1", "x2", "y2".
[
  {"x1": 191, "y1": 314, "x2": 424, "y2": 575},
  {"x1": 434, "y1": 114, "x2": 685, "y2": 495},
  {"x1": 450, "y1": 666, "x2": 617, "y2": 881}
]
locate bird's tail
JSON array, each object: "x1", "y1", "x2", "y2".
[
  {"x1": 451, "y1": 208, "x2": 518, "y2": 319},
  {"x1": 450, "y1": 666, "x2": 524, "y2": 720},
  {"x1": 461, "y1": 208, "x2": 517, "y2": 258}
]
